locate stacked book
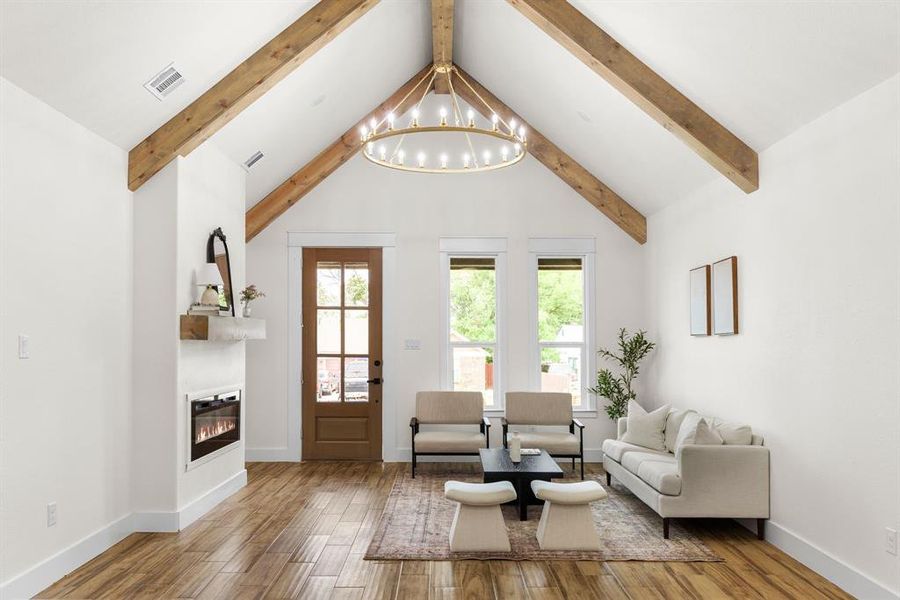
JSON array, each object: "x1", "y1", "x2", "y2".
[{"x1": 188, "y1": 304, "x2": 227, "y2": 317}]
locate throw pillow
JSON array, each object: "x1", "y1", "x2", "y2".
[
  {"x1": 664, "y1": 408, "x2": 697, "y2": 453},
  {"x1": 621, "y1": 400, "x2": 670, "y2": 452},
  {"x1": 711, "y1": 419, "x2": 753, "y2": 445},
  {"x1": 674, "y1": 413, "x2": 723, "y2": 451}
]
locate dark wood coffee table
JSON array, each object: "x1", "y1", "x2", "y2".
[{"x1": 479, "y1": 448, "x2": 564, "y2": 520}]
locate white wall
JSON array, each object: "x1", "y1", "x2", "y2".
[
  {"x1": 245, "y1": 137, "x2": 647, "y2": 462},
  {"x1": 644, "y1": 75, "x2": 900, "y2": 597},
  {"x1": 132, "y1": 143, "x2": 248, "y2": 518},
  {"x1": 0, "y1": 78, "x2": 133, "y2": 584}
]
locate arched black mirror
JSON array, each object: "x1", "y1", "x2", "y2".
[{"x1": 206, "y1": 227, "x2": 235, "y2": 317}]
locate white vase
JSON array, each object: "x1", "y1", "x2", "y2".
[
  {"x1": 242, "y1": 303, "x2": 251, "y2": 318},
  {"x1": 509, "y1": 432, "x2": 521, "y2": 463}
]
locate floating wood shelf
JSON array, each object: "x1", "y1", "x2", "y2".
[{"x1": 180, "y1": 315, "x2": 266, "y2": 341}]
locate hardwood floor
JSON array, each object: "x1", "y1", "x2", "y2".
[{"x1": 36, "y1": 462, "x2": 851, "y2": 599}]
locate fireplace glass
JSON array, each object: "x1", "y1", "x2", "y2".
[{"x1": 190, "y1": 390, "x2": 241, "y2": 462}]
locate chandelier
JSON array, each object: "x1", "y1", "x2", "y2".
[{"x1": 358, "y1": 64, "x2": 528, "y2": 174}]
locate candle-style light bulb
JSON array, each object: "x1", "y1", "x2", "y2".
[
  {"x1": 440, "y1": 153, "x2": 448, "y2": 169},
  {"x1": 509, "y1": 118, "x2": 517, "y2": 135},
  {"x1": 359, "y1": 125, "x2": 368, "y2": 142},
  {"x1": 514, "y1": 143, "x2": 522, "y2": 156},
  {"x1": 439, "y1": 106, "x2": 448, "y2": 127},
  {"x1": 467, "y1": 109, "x2": 475, "y2": 127},
  {"x1": 369, "y1": 117, "x2": 377, "y2": 133},
  {"x1": 387, "y1": 112, "x2": 395, "y2": 130},
  {"x1": 491, "y1": 113, "x2": 499, "y2": 131},
  {"x1": 367, "y1": 142, "x2": 374, "y2": 156},
  {"x1": 397, "y1": 150, "x2": 405, "y2": 165},
  {"x1": 501, "y1": 146, "x2": 509, "y2": 162},
  {"x1": 463, "y1": 153, "x2": 470, "y2": 168},
  {"x1": 483, "y1": 150, "x2": 491, "y2": 166},
  {"x1": 417, "y1": 152, "x2": 426, "y2": 168},
  {"x1": 379, "y1": 145, "x2": 386, "y2": 161},
  {"x1": 518, "y1": 125, "x2": 526, "y2": 141},
  {"x1": 411, "y1": 108, "x2": 420, "y2": 127}
]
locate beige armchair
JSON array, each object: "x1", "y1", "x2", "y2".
[
  {"x1": 502, "y1": 392, "x2": 585, "y2": 479},
  {"x1": 410, "y1": 391, "x2": 490, "y2": 478}
]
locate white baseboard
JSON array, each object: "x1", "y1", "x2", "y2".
[
  {"x1": 0, "y1": 513, "x2": 134, "y2": 600},
  {"x1": 736, "y1": 519, "x2": 898, "y2": 600},
  {"x1": 178, "y1": 469, "x2": 247, "y2": 529},
  {"x1": 0, "y1": 471, "x2": 248, "y2": 600},
  {"x1": 245, "y1": 447, "x2": 296, "y2": 462}
]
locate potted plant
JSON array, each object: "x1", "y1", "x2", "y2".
[
  {"x1": 589, "y1": 328, "x2": 655, "y2": 420},
  {"x1": 239, "y1": 284, "x2": 266, "y2": 318}
]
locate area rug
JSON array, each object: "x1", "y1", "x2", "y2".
[{"x1": 365, "y1": 469, "x2": 720, "y2": 561}]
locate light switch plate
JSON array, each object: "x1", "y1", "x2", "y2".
[
  {"x1": 404, "y1": 339, "x2": 421, "y2": 351},
  {"x1": 47, "y1": 503, "x2": 57, "y2": 527},
  {"x1": 887, "y1": 528, "x2": 897, "y2": 555},
  {"x1": 18, "y1": 335, "x2": 29, "y2": 359}
]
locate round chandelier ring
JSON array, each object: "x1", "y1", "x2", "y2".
[{"x1": 361, "y1": 126, "x2": 528, "y2": 174}]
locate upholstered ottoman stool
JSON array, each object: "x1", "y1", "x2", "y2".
[
  {"x1": 531, "y1": 480, "x2": 607, "y2": 550},
  {"x1": 444, "y1": 480, "x2": 517, "y2": 552}
]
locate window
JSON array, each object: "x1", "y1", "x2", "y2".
[
  {"x1": 441, "y1": 239, "x2": 506, "y2": 410},
  {"x1": 529, "y1": 239, "x2": 595, "y2": 411}
]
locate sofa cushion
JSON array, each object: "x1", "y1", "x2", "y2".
[
  {"x1": 621, "y1": 451, "x2": 677, "y2": 476},
  {"x1": 636, "y1": 461, "x2": 682, "y2": 496},
  {"x1": 414, "y1": 431, "x2": 486, "y2": 452},
  {"x1": 602, "y1": 439, "x2": 669, "y2": 462},
  {"x1": 674, "y1": 413, "x2": 723, "y2": 451},
  {"x1": 517, "y1": 432, "x2": 579, "y2": 454},
  {"x1": 711, "y1": 419, "x2": 753, "y2": 445},
  {"x1": 665, "y1": 408, "x2": 697, "y2": 453},
  {"x1": 621, "y1": 400, "x2": 670, "y2": 452}
]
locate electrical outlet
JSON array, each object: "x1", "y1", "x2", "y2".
[
  {"x1": 47, "y1": 502, "x2": 57, "y2": 527},
  {"x1": 887, "y1": 528, "x2": 897, "y2": 556}
]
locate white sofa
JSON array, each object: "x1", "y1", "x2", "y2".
[{"x1": 602, "y1": 411, "x2": 770, "y2": 539}]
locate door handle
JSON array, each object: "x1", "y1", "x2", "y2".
[{"x1": 367, "y1": 378, "x2": 382, "y2": 385}]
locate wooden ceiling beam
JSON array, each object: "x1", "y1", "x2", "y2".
[
  {"x1": 451, "y1": 65, "x2": 646, "y2": 244},
  {"x1": 245, "y1": 65, "x2": 433, "y2": 241},
  {"x1": 431, "y1": 0, "x2": 454, "y2": 94},
  {"x1": 128, "y1": 0, "x2": 377, "y2": 192},
  {"x1": 507, "y1": 0, "x2": 758, "y2": 193}
]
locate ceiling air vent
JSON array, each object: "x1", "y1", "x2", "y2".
[
  {"x1": 143, "y1": 63, "x2": 185, "y2": 101},
  {"x1": 244, "y1": 151, "x2": 264, "y2": 170}
]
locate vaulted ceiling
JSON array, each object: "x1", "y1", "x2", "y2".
[{"x1": 2, "y1": 0, "x2": 898, "y2": 231}]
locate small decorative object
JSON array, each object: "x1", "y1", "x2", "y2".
[
  {"x1": 509, "y1": 432, "x2": 522, "y2": 463},
  {"x1": 240, "y1": 284, "x2": 266, "y2": 318},
  {"x1": 712, "y1": 256, "x2": 739, "y2": 335},
  {"x1": 690, "y1": 265, "x2": 711, "y2": 336},
  {"x1": 195, "y1": 263, "x2": 224, "y2": 307},
  {"x1": 520, "y1": 448, "x2": 540, "y2": 456},
  {"x1": 590, "y1": 328, "x2": 655, "y2": 421}
]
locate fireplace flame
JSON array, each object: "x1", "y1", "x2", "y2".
[{"x1": 195, "y1": 417, "x2": 237, "y2": 444}]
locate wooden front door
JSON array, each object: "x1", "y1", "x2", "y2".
[{"x1": 302, "y1": 248, "x2": 383, "y2": 460}]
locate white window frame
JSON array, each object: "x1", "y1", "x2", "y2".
[
  {"x1": 439, "y1": 237, "x2": 507, "y2": 412},
  {"x1": 528, "y1": 238, "x2": 596, "y2": 412}
]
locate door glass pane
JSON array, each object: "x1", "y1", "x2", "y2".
[
  {"x1": 317, "y1": 357, "x2": 341, "y2": 402},
  {"x1": 317, "y1": 310, "x2": 341, "y2": 354},
  {"x1": 317, "y1": 262, "x2": 341, "y2": 306},
  {"x1": 450, "y1": 257, "x2": 496, "y2": 343},
  {"x1": 344, "y1": 357, "x2": 369, "y2": 402},
  {"x1": 452, "y1": 346, "x2": 494, "y2": 408},
  {"x1": 344, "y1": 263, "x2": 369, "y2": 307},
  {"x1": 541, "y1": 346, "x2": 582, "y2": 407},
  {"x1": 538, "y1": 257, "x2": 583, "y2": 342},
  {"x1": 344, "y1": 310, "x2": 368, "y2": 354}
]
